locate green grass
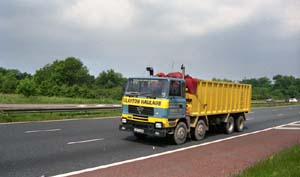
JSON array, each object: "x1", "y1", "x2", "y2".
[
  {"x1": 236, "y1": 145, "x2": 300, "y2": 177},
  {"x1": 252, "y1": 102, "x2": 300, "y2": 108},
  {"x1": 0, "y1": 94, "x2": 119, "y2": 104},
  {"x1": 0, "y1": 109, "x2": 121, "y2": 123}
]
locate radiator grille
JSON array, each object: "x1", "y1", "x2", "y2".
[{"x1": 128, "y1": 105, "x2": 154, "y2": 116}]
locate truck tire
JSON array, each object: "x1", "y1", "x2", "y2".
[
  {"x1": 223, "y1": 116, "x2": 234, "y2": 134},
  {"x1": 234, "y1": 115, "x2": 245, "y2": 132},
  {"x1": 134, "y1": 133, "x2": 147, "y2": 139},
  {"x1": 173, "y1": 122, "x2": 187, "y2": 145},
  {"x1": 191, "y1": 120, "x2": 206, "y2": 141}
]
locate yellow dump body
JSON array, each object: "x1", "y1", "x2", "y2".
[{"x1": 186, "y1": 80, "x2": 251, "y2": 117}]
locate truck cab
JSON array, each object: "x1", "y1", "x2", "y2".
[{"x1": 119, "y1": 77, "x2": 188, "y2": 144}]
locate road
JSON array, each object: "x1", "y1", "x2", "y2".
[{"x1": 0, "y1": 106, "x2": 299, "y2": 177}]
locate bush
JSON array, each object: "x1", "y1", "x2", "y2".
[{"x1": 17, "y1": 77, "x2": 37, "y2": 97}]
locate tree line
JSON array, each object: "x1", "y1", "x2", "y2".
[
  {"x1": 213, "y1": 76, "x2": 300, "y2": 100},
  {"x1": 0, "y1": 57, "x2": 126, "y2": 99},
  {"x1": 0, "y1": 57, "x2": 299, "y2": 100}
]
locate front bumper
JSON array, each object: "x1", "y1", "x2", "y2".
[{"x1": 119, "y1": 120, "x2": 170, "y2": 137}]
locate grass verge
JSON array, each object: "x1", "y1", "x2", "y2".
[
  {"x1": 236, "y1": 145, "x2": 300, "y2": 177},
  {"x1": 0, "y1": 109, "x2": 121, "y2": 123},
  {"x1": 252, "y1": 102, "x2": 300, "y2": 108},
  {"x1": 0, "y1": 94, "x2": 119, "y2": 104}
]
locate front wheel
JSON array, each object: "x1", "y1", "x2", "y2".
[
  {"x1": 173, "y1": 122, "x2": 187, "y2": 145},
  {"x1": 191, "y1": 120, "x2": 206, "y2": 141}
]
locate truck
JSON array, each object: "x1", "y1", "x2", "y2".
[{"x1": 119, "y1": 65, "x2": 252, "y2": 144}]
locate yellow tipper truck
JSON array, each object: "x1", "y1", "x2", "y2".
[{"x1": 120, "y1": 65, "x2": 252, "y2": 144}]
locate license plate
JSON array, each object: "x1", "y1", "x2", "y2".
[{"x1": 134, "y1": 128, "x2": 144, "y2": 133}]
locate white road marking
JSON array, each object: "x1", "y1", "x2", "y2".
[
  {"x1": 287, "y1": 124, "x2": 300, "y2": 126},
  {"x1": 25, "y1": 129, "x2": 61, "y2": 133},
  {"x1": 247, "y1": 117, "x2": 255, "y2": 121},
  {"x1": 53, "y1": 120, "x2": 300, "y2": 177},
  {"x1": 77, "y1": 105, "x2": 87, "y2": 107},
  {"x1": 274, "y1": 127, "x2": 300, "y2": 130},
  {"x1": 67, "y1": 138, "x2": 104, "y2": 145},
  {"x1": 249, "y1": 112, "x2": 254, "y2": 114},
  {"x1": 277, "y1": 114, "x2": 284, "y2": 117}
]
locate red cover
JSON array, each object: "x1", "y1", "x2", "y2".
[
  {"x1": 155, "y1": 72, "x2": 166, "y2": 77},
  {"x1": 157, "y1": 72, "x2": 198, "y2": 94},
  {"x1": 185, "y1": 75, "x2": 198, "y2": 94},
  {"x1": 167, "y1": 72, "x2": 183, "y2": 78}
]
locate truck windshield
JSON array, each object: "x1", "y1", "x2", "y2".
[{"x1": 125, "y1": 78, "x2": 168, "y2": 98}]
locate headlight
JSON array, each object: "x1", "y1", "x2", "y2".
[
  {"x1": 155, "y1": 122, "x2": 163, "y2": 129},
  {"x1": 121, "y1": 118, "x2": 127, "y2": 123}
]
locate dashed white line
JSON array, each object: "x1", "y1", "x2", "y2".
[
  {"x1": 277, "y1": 114, "x2": 284, "y2": 117},
  {"x1": 67, "y1": 138, "x2": 104, "y2": 145},
  {"x1": 25, "y1": 129, "x2": 61, "y2": 133}
]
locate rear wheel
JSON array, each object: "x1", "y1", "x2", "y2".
[
  {"x1": 191, "y1": 120, "x2": 206, "y2": 141},
  {"x1": 223, "y1": 116, "x2": 234, "y2": 134},
  {"x1": 234, "y1": 115, "x2": 245, "y2": 132},
  {"x1": 173, "y1": 122, "x2": 187, "y2": 145}
]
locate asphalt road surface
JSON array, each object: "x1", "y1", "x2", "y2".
[{"x1": 1, "y1": 105, "x2": 299, "y2": 177}]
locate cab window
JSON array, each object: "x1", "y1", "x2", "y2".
[{"x1": 169, "y1": 81, "x2": 181, "y2": 96}]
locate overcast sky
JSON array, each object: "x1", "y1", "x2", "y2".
[{"x1": 0, "y1": 0, "x2": 299, "y2": 80}]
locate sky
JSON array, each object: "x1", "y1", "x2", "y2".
[{"x1": 0, "y1": 0, "x2": 299, "y2": 80}]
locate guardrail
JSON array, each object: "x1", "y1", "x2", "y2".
[
  {"x1": 0, "y1": 104, "x2": 122, "y2": 114},
  {"x1": 252, "y1": 101, "x2": 287, "y2": 104},
  {"x1": 0, "y1": 101, "x2": 297, "y2": 114}
]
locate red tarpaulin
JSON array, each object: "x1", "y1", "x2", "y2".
[{"x1": 156, "y1": 72, "x2": 198, "y2": 94}]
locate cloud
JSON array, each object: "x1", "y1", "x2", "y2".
[
  {"x1": 0, "y1": 0, "x2": 299, "y2": 79},
  {"x1": 62, "y1": 0, "x2": 135, "y2": 29},
  {"x1": 59, "y1": 0, "x2": 300, "y2": 37}
]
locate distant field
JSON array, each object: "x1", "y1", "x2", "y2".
[
  {"x1": 1, "y1": 94, "x2": 299, "y2": 107},
  {"x1": 0, "y1": 94, "x2": 119, "y2": 104},
  {"x1": 236, "y1": 145, "x2": 300, "y2": 177}
]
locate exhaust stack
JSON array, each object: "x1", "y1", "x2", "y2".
[{"x1": 181, "y1": 64, "x2": 185, "y2": 79}]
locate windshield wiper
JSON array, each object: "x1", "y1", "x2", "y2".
[
  {"x1": 126, "y1": 92, "x2": 139, "y2": 97},
  {"x1": 139, "y1": 92, "x2": 153, "y2": 96}
]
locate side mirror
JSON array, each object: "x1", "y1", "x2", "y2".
[{"x1": 122, "y1": 83, "x2": 126, "y2": 93}]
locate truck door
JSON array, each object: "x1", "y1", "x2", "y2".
[{"x1": 168, "y1": 80, "x2": 186, "y2": 119}]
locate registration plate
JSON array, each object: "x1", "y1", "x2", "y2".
[{"x1": 134, "y1": 128, "x2": 144, "y2": 133}]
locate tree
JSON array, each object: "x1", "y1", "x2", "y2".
[
  {"x1": 33, "y1": 57, "x2": 95, "y2": 96},
  {"x1": 1, "y1": 73, "x2": 18, "y2": 93},
  {"x1": 16, "y1": 77, "x2": 37, "y2": 97},
  {"x1": 34, "y1": 57, "x2": 94, "y2": 86},
  {"x1": 95, "y1": 69, "x2": 126, "y2": 88}
]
